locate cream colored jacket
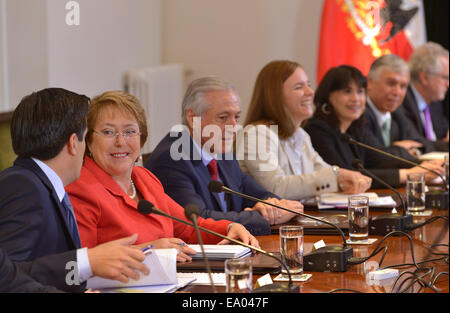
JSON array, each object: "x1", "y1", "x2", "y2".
[{"x1": 236, "y1": 125, "x2": 338, "y2": 200}]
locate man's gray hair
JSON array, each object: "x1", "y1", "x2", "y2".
[
  {"x1": 409, "y1": 42, "x2": 449, "y2": 83},
  {"x1": 181, "y1": 76, "x2": 239, "y2": 125},
  {"x1": 367, "y1": 54, "x2": 410, "y2": 81}
]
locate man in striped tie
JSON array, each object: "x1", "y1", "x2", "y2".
[{"x1": 0, "y1": 88, "x2": 149, "y2": 292}]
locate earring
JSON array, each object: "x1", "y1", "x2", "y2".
[{"x1": 321, "y1": 103, "x2": 331, "y2": 115}]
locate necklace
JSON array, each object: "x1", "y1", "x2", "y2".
[{"x1": 129, "y1": 179, "x2": 136, "y2": 198}]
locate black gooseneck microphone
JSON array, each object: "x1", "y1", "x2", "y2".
[
  {"x1": 352, "y1": 158, "x2": 413, "y2": 236},
  {"x1": 342, "y1": 133, "x2": 448, "y2": 210},
  {"x1": 340, "y1": 133, "x2": 448, "y2": 191},
  {"x1": 137, "y1": 200, "x2": 299, "y2": 293},
  {"x1": 208, "y1": 181, "x2": 354, "y2": 272},
  {"x1": 352, "y1": 159, "x2": 407, "y2": 215},
  {"x1": 184, "y1": 204, "x2": 216, "y2": 293}
]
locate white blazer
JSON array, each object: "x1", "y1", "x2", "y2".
[{"x1": 236, "y1": 125, "x2": 338, "y2": 200}]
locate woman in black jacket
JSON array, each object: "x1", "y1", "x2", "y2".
[{"x1": 304, "y1": 65, "x2": 443, "y2": 188}]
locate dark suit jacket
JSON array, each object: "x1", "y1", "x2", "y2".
[
  {"x1": 402, "y1": 86, "x2": 449, "y2": 152},
  {"x1": 145, "y1": 131, "x2": 277, "y2": 236},
  {"x1": 0, "y1": 248, "x2": 61, "y2": 293},
  {"x1": 0, "y1": 158, "x2": 80, "y2": 262},
  {"x1": 364, "y1": 105, "x2": 428, "y2": 160},
  {"x1": 304, "y1": 118, "x2": 414, "y2": 188},
  {"x1": 0, "y1": 248, "x2": 84, "y2": 293}
]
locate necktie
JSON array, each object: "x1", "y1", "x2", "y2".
[
  {"x1": 381, "y1": 118, "x2": 391, "y2": 146},
  {"x1": 207, "y1": 159, "x2": 219, "y2": 181},
  {"x1": 423, "y1": 106, "x2": 434, "y2": 140},
  {"x1": 62, "y1": 193, "x2": 81, "y2": 248}
]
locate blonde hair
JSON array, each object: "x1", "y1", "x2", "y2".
[{"x1": 86, "y1": 91, "x2": 148, "y2": 153}]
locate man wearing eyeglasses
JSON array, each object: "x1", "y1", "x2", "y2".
[{"x1": 402, "y1": 42, "x2": 449, "y2": 152}]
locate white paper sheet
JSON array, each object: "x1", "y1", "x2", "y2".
[{"x1": 86, "y1": 248, "x2": 177, "y2": 289}]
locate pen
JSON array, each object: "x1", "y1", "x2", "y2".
[{"x1": 142, "y1": 244, "x2": 154, "y2": 255}]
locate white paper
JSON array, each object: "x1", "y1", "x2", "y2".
[
  {"x1": 318, "y1": 193, "x2": 397, "y2": 209},
  {"x1": 189, "y1": 244, "x2": 251, "y2": 259},
  {"x1": 419, "y1": 152, "x2": 448, "y2": 161},
  {"x1": 177, "y1": 272, "x2": 226, "y2": 286},
  {"x1": 86, "y1": 248, "x2": 177, "y2": 289},
  {"x1": 320, "y1": 192, "x2": 379, "y2": 206}
]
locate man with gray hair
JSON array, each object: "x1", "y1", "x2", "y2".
[
  {"x1": 402, "y1": 42, "x2": 449, "y2": 152},
  {"x1": 145, "y1": 76, "x2": 303, "y2": 236},
  {"x1": 364, "y1": 54, "x2": 436, "y2": 158}
]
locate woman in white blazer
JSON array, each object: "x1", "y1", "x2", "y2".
[{"x1": 236, "y1": 60, "x2": 372, "y2": 200}]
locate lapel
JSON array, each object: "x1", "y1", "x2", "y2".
[
  {"x1": 216, "y1": 158, "x2": 237, "y2": 211},
  {"x1": 193, "y1": 158, "x2": 225, "y2": 211},
  {"x1": 390, "y1": 111, "x2": 402, "y2": 141},
  {"x1": 366, "y1": 105, "x2": 384, "y2": 143},
  {"x1": 406, "y1": 87, "x2": 426, "y2": 135},
  {"x1": 184, "y1": 135, "x2": 226, "y2": 212},
  {"x1": 14, "y1": 158, "x2": 79, "y2": 249},
  {"x1": 281, "y1": 140, "x2": 300, "y2": 175}
]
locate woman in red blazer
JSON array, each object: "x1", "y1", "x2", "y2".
[{"x1": 66, "y1": 91, "x2": 258, "y2": 262}]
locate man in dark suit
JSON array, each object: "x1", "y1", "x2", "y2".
[
  {"x1": 0, "y1": 88, "x2": 149, "y2": 292},
  {"x1": 402, "y1": 42, "x2": 449, "y2": 152},
  {"x1": 365, "y1": 54, "x2": 436, "y2": 157},
  {"x1": 146, "y1": 77, "x2": 303, "y2": 236},
  {"x1": 0, "y1": 248, "x2": 64, "y2": 293}
]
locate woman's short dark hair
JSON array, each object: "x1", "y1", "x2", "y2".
[
  {"x1": 11, "y1": 88, "x2": 89, "y2": 160},
  {"x1": 312, "y1": 65, "x2": 367, "y2": 131}
]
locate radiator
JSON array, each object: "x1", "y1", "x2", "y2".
[{"x1": 125, "y1": 64, "x2": 184, "y2": 155}]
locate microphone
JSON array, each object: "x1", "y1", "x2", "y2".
[
  {"x1": 184, "y1": 204, "x2": 216, "y2": 293},
  {"x1": 352, "y1": 158, "x2": 413, "y2": 236},
  {"x1": 137, "y1": 200, "x2": 299, "y2": 293},
  {"x1": 340, "y1": 133, "x2": 448, "y2": 192},
  {"x1": 208, "y1": 181, "x2": 354, "y2": 272}
]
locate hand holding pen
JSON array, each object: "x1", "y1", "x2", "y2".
[{"x1": 138, "y1": 238, "x2": 196, "y2": 263}]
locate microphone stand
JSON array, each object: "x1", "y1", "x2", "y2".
[
  {"x1": 185, "y1": 206, "x2": 217, "y2": 293},
  {"x1": 343, "y1": 134, "x2": 448, "y2": 210},
  {"x1": 342, "y1": 134, "x2": 448, "y2": 191},
  {"x1": 209, "y1": 182, "x2": 353, "y2": 272},
  {"x1": 138, "y1": 200, "x2": 299, "y2": 293},
  {"x1": 352, "y1": 159, "x2": 413, "y2": 236}
]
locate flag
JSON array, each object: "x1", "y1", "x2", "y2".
[{"x1": 317, "y1": 0, "x2": 427, "y2": 83}]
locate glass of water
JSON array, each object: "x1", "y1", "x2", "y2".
[
  {"x1": 225, "y1": 258, "x2": 252, "y2": 293},
  {"x1": 279, "y1": 225, "x2": 303, "y2": 274},
  {"x1": 406, "y1": 173, "x2": 425, "y2": 212},
  {"x1": 348, "y1": 196, "x2": 369, "y2": 242}
]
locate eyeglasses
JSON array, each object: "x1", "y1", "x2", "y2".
[{"x1": 93, "y1": 129, "x2": 141, "y2": 139}]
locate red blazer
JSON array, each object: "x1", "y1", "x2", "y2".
[{"x1": 66, "y1": 157, "x2": 231, "y2": 248}]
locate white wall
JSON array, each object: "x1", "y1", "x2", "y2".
[
  {"x1": 46, "y1": 0, "x2": 162, "y2": 98},
  {"x1": 163, "y1": 0, "x2": 324, "y2": 121},
  {"x1": 4, "y1": 0, "x2": 50, "y2": 110},
  {"x1": 2, "y1": 0, "x2": 325, "y2": 119},
  {"x1": 1, "y1": 0, "x2": 162, "y2": 112}
]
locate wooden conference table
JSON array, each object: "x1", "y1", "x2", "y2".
[{"x1": 178, "y1": 188, "x2": 449, "y2": 293}]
